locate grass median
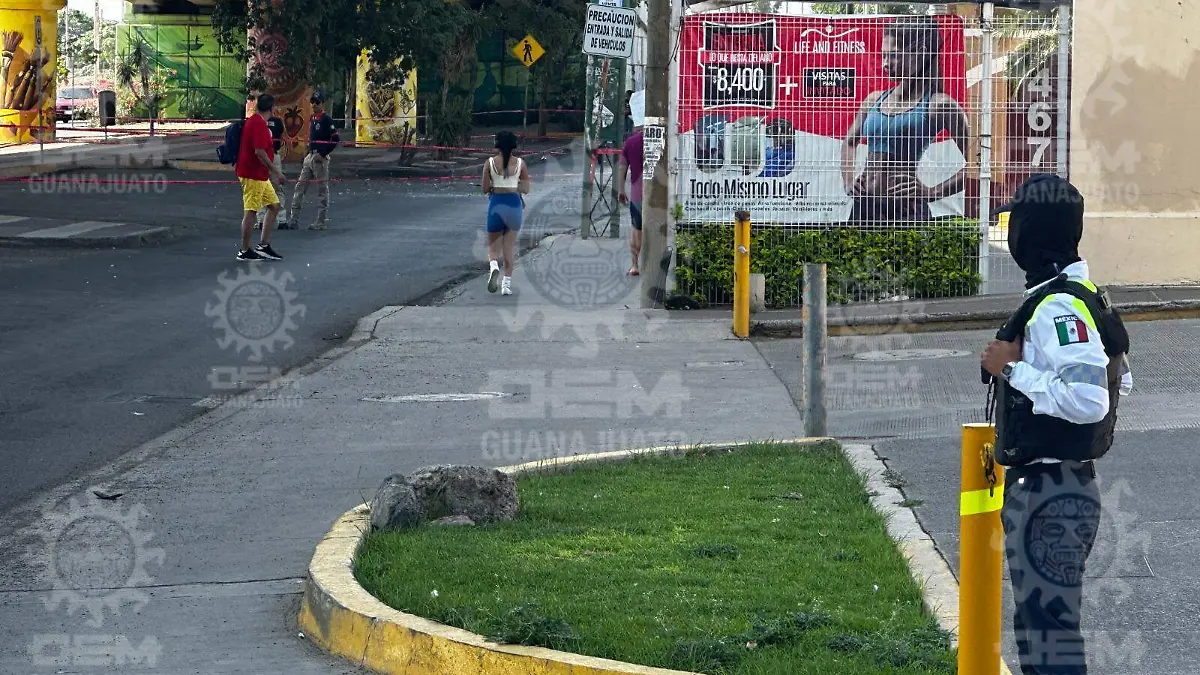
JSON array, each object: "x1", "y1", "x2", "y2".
[{"x1": 355, "y1": 441, "x2": 955, "y2": 674}]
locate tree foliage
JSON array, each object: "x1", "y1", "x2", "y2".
[
  {"x1": 488, "y1": 0, "x2": 587, "y2": 136},
  {"x1": 57, "y1": 10, "x2": 117, "y2": 82}
]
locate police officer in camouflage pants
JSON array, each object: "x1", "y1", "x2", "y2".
[
  {"x1": 982, "y1": 174, "x2": 1132, "y2": 675},
  {"x1": 287, "y1": 91, "x2": 338, "y2": 230}
]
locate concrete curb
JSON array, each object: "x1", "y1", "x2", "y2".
[
  {"x1": 0, "y1": 225, "x2": 176, "y2": 249},
  {"x1": 298, "y1": 438, "x2": 1003, "y2": 674},
  {"x1": 751, "y1": 299, "x2": 1200, "y2": 337},
  {"x1": 842, "y1": 443, "x2": 1014, "y2": 675}
]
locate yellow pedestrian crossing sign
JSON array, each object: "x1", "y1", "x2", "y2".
[{"x1": 513, "y1": 34, "x2": 545, "y2": 67}]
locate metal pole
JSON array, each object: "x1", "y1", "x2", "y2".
[
  {"x1": 733, "y1": 210, "x2": 750, "y2": 338},
  {"x1": 640, "y1": 0, "x2": 670, "y2": 308},
  {"x1": 522, "y1": 78, "x2": 528, "y2": 145},
  {"x1": 977, "y1": 2, "x2": 995, "y2": 296},
  {"x1": 958, "y1": 422, "x2": 1005, "y2": 675},
  {"x1": 802, "y1": 263, "x2": 827, "y2": 438},
  {"x1": 1055, "y1": 3, "x2": 1071, "y2": 179},
  {"x1": 665, "y1": 0, "x2": 681, "y2": 296},
  {"x1": 580, "y1": 55, "x2": 595, "y2": 240}
]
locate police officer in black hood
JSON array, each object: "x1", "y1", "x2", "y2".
[{"x1": 981, "y1": 173, "x2": 1132, "y2": 674}]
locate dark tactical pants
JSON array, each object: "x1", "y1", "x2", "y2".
[{"x1": 1002, "y1": 460, "x2": 1101, "y2": 674}]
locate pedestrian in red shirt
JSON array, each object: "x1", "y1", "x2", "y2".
[{"x1": 236, "y1": 94, "x2": 287, "y2": 261}]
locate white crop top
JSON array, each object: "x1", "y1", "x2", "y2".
[{"x1": 488, "y1": 155, "x2": 523, "y2": 189}]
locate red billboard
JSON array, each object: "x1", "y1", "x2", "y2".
[{"x1": 676, "y1": 13, "x2": 969, "y2": 225}]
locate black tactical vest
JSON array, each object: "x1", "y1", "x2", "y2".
[{"x1": 991, "y1": 275, "x2": 1130, "y2": 467}]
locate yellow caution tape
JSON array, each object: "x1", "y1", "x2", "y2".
[{"x1": 960, "y1": 485, "x2": 1004, "y2": 516}]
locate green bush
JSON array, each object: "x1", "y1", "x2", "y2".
[{"x1": 674, "y1": 219, "x2": 982, "y2": 307}]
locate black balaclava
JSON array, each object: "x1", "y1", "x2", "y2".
[{"x1": 1007, "y1": 173, "x2": 1085, "y2": 288}]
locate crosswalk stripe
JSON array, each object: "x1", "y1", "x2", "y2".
[
  {"x1": 18, "y1": 221, "x2": 126, "y2": 238},
  {"x1": 0, "y1": 215, "x2": 29, "y2": 224}
]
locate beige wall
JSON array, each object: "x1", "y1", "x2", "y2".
[{"x1": 1071, "y1": 0, "x2": 1200, "y2": 285}]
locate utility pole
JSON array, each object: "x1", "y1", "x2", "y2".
[{"x1": 640, "y1": 0, "x2": 672, "y2": 308}]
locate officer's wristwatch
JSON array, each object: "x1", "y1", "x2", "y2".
[{"x1": 1001, "y1": 362, "x2": 1017, "y2": 381}]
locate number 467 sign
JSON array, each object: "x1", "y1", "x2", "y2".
[{"x1": 1008, "y1": 63, "x2": 1059, "y2": 175}]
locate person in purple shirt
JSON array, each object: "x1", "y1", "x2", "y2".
[{"x1": 616, "y1": 128, "x2": 644, "y2": 276}]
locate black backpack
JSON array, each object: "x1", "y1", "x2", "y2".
[{"x1": 216, "y1": 119, "x2": 245, "y2": 165}]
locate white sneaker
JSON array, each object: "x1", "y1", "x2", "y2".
[
  {"x1": 487, "y1": 261, "x2": 501, "y2": 293},
  {"x1": 501, "y1": 276, "x2": 512, "y2": 295}
]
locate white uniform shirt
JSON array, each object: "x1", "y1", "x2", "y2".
[{"x1": 1006, "y1": 260, "x2": 1133, "y2": 435}]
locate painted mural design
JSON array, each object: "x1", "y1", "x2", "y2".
[
  {"x1": 247, "y1": 28, "x2": 310, "y2": 162},
  {"x1": 1, "y1": 23, "x2": 56, "y2": 144},
  {"x1": 355, "y1": 51, "x2": 416, "y2": 148}
]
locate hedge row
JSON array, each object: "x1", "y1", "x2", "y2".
[{"x1": 674, "y1": 219, "x2": 982, "y2": 307}]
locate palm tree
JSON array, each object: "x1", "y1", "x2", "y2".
[
  {"x1": 115, "y1": 35, "x2": 162, "y2": 135},
  {"x1": 995, "y1": 7, "x2": 1059, "y2": 95}
]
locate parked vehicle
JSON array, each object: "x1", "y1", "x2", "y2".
[{"x1": 56, "y1": 86, "x2": 96, "y2": 121}]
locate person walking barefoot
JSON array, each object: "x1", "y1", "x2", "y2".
[{"x1": 482, "y1": 131, "x2": 529, "y2": 295}]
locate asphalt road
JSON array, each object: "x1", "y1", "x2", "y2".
[{"x1": 0, "y1": 153, "x2": 583, "y2": 513}]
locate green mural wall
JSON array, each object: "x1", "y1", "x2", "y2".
[
  {"x1": 117, "y1": 13, "x2": 245, "y2": 120},
  {"x1": 113, "y1": 18, "x2": 583, "y2": 125},
  {"x1": 418, "y1": 31, "x2": 585, "y2": 128}
]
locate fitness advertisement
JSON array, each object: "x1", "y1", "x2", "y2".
[{"x1": 676, "y1": 13, "x2": 968, "y2": 225}]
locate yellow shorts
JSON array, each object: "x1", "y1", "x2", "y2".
[{"x1": 241, "y1": 178, "x2": 279, "y2": 213}]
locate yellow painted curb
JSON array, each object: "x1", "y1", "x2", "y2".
[
  {"x1": 169, "y1": 160, "x2": 228, "y2": 172},
  {"x1": 298, "y1": 437, "x2": 1009, "y2": 674}
]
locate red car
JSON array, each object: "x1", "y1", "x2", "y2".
[{"x1": 56, "y1": 86, "x2": 96, "y2": 121}]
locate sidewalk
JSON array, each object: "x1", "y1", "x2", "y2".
[{"x1": 746, "y1": 283, "x2": 1200, "y2": 337}]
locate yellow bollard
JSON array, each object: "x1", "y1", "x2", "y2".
[
  {"x1": 733, "y1": 210, "x2": 750, "y2": 338},
  {"x1": 959, "y1": 423, "x2": 1006, "y2": 674}
]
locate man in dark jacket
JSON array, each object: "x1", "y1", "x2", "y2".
[
  {"x1": 287, "y1": 90, "x2": 339, "y2": 230},
  {"x1": 981, "y1": 173, "x2": 1132, "y2": 675}
]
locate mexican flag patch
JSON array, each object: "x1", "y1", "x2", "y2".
[{"x1": 1054, "y1": 315, "x2": 1090, "y2": 345}]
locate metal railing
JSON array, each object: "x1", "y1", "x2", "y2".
[{"x1": 671, "y1": 2, "x2": 1070, "y2": 308}]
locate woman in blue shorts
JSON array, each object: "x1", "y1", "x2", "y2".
[{"x1": 482, "y1": 131, "x2": 530, "y2": 295}]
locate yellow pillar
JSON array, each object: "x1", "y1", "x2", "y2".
[
  {"x1": 733, "y1": 210, "x2": 750, "y2": 338},
  {"x1": 355, "y1": 50, "x2": 417, "y2": 148},
  {"x1": 959, "y1": 422, "x2": 1005, "y2": 674},
  {"x1": 0, "y1": 0, "x2": 66, "y2": 146}
]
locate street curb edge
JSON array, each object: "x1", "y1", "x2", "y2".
[
  {"x1": 842, "y1": 443, "x2": 1014, "y2": 675},
  {"x1": 750, "y1": 299, "x2": 1200, "y2": 337},
  {"x1": 298, "y1": 438, "x2": 998, "y2": 674}
]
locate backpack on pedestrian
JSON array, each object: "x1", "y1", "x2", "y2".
[{"x1": 216, "y1": 119, "x2": 245, "y2": 165}]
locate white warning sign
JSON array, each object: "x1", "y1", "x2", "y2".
[{"x1": 583, "y1": 5, "x2": 637, "y2": 59}]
